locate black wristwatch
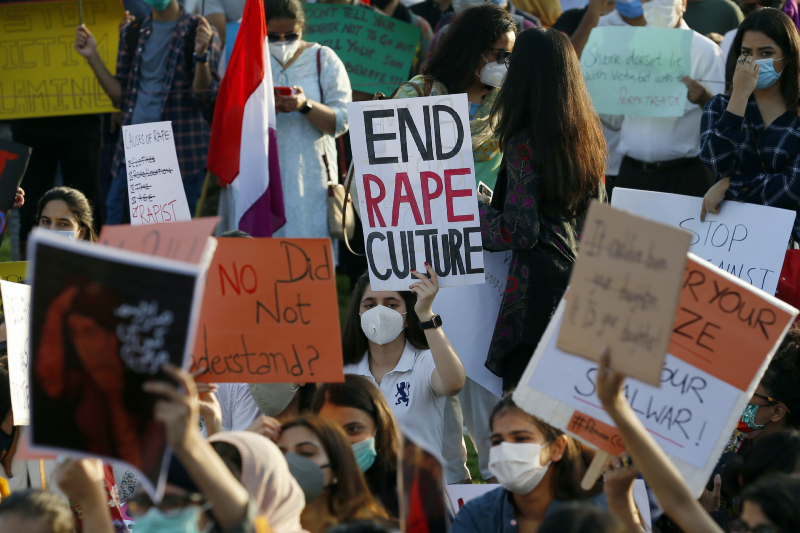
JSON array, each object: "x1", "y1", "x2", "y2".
[
  {"x1": 419, "y1": 314, "x2": 443, "y2": 330},
  {"x1": 193, "y1": 51, "x2": 209, "y2": 63},
  {"x1": 299, "y1": 100, "x2": 313, "y2": 114}
]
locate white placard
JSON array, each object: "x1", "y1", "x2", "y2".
[
  {"x1": 437, "y1": 250, "x2": 509, "y2": 397},
  {"x1": 633, "y1": 480, "x2": 652, "y2": 527},
  {"x1": 121, "y1": 121, "x2": 191, "y2": 225},
  {"x1": 1, "y1": 280, "x2": 31, "y2": 426},
  {"x1": 611, "y1": 188, "x2": 795, "y2": 295},
  {"x1": 347, "y1": 95, "x2": 485, "y2": 290}
]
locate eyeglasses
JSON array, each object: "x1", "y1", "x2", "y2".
[
  {"x1": 753, "y1": 392, "x2": 791, "y2": 414},
  {"x1": 268, "y1": 32, "x2": 300, "y2": 42},
  {"x1": 487, "y1": 47, "x2": 512, "y2": 67},
  {"x1": 125, "y1": 492, "x2": 205, "y2": 518},
  {"x1": 728, "y1": 518, "x2": 780, "y2": 533}
]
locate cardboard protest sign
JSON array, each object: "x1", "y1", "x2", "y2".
[
  {"x1": 0, "y1": 139, "x2": 31, "y2": 246},
  {"x1": 27, "y1": 230, "x2": 212, "y2": 496},
  {"x1": 514, "y1": 254, "x2": 798, "y2": 495},
  {"x1": 612, "y1": 188, "x2": 795, "y2": 296},
  {"x1": 121, "y1": 121, "x2": 192, "y2": 225},
  {"x1": 190, "y1": 238, "x2": 344, "y2": 383},
  {"x1": 98, "y1": 217, "x2": 220, "y2": 264},
  {"x1": 400, "y1": 434, "x2": 450, "y2": 533},
  {"x1": 348, "y1": 95, "x2": 485, "y2": 291},
  {"x1": 558, "y1": 201, "x2": 692, "y2": 386},
  {"x1": 1, "y1": 281, "x2": 31, "y2": 426},
  {"x1": 580, "y1": 26, "x2": 693, "y2": 117},
  {"x1": 303, "y1": 3, "x2": 422, "y2": 96},
  {"x1": 436, "y1": 250, "x2": 509, "y2": 397},
  {"x1": 0, "y1": 0, "x2": 124, "y2": 119}
]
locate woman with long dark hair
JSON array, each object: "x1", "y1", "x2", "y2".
[
  {"x1": 340, "y1": 268, "x2": 466, "y2": 469},
  {"x1": 701, "y1": 8, "x2": 800, "y2": 242},
  {"x1": 278, "y1": 415, "x2": 392, "y2": 533},
  {"x1": 393, "y1": 4, "x2": 517, "y2": 188},
  {"x1": 36, "y1": 187, "x2": 97, "y2": 242},
  {"x1": 311, "y1": 375, "x2": 401, "y2": 517},
  {"x1": 480, "y1": 28, "x2": 607, "y2": 390}
]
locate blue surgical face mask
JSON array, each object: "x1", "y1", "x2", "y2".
[
  {"x1": 142, "y1": 0, "x2": 172, "y2": 12},
  {"x1": 755, "y1": 57, "x2": 784, "y2": 90},
  {"x1": 616, "y1": 0, "x2": 643, "y2": 18},
  {"x1": 352, "y1": 437, "x2": 377, "y2": 472},
  {"x1": 134, "y1": 505, "x2": 209, "y2": 533}
]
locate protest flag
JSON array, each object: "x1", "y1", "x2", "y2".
[{"x1": 207, "y1": 0, "x2": 285, "y2": 236}]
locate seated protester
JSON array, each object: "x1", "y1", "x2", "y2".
[
  {"x1": 208, "y1": 432, "x2": 309, "y2": 532},
  {"x1": 75, "y1": 0, "x2": 220, "y2": 224},
  {"x1": 701, "y1": 9, "x2": 800, "y2": 239},
  {"x1": 720, "y1": 430, "x2": 800, "y2": 513},
  {"x1": 36, "y1": 187, "x2": 98, "y2": 242},
  {"x1": 0, "y1": 489, "x2": 73, "y2": 533},
  {"x1": 341, "y1": 268, "x2": 466, "y2": 469},
  {"x1": 311, "y1": 375, "x2": 401, "y2": 517},
  {"x1": 538, "y1": 503, "x2": 627, "y2": 533},
  {"x1": 734, "y1": 473, "x2": 800, "y2": 532},
  {"x1": 278, "y1": 415, "x2": 392, "y2": 533},
  {"x1": 614, "y1": 0, "x2": 725, "y2": 198},
  {"x1": 452, "y1": 395, "x2": 606, "y2": 533}
]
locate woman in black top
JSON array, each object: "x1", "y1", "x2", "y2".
[{"x1": 311, "y1": 375, "x2": 401, "y2": 517}]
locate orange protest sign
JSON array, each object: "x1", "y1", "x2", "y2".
[
  {"x1": 190, "y1": 238, "x2": 344, "y2": 383},
  {"x1": 567, "y1": 410, "x2": 626, "y2": 456},
  {"x1": 98, "y1": 217, "x2": 220, "y2": 264},
  {"x1": 669, "y1": 255, "x2": 795, "y2": 391}
]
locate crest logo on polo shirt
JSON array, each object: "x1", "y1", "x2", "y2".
[{"x1": 395, "y1": 382, "x2": 410, "y2": 407}]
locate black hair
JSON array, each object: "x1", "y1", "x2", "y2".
[
  {"x1": 0, "y1": 357, "x2": 9, "y2": 424},
  {"x1": 740, "y1": 474, "x2": 800, "y2": 530},
  {"x1": 424, "y1": 4, "x2": 516, "y2": 94},
  {"x1": 220, "y1": 230, "x2": 253, "y2": 238},
  {"x1": 490, "y1": 394, "x2": 602, "y2": 499},
  {"x1": 326, "y1": 522, "x2": 392, "y2": 533},
  {"x1": 538, "y1": 503, "x2": 626, "y2": 533},
  {"x1": 492, "y1": 28, "x2": 606, "y2": 218},
  {"x1": 760, "y1": 327, "x2": 800, "y2": 428},
  {"x1": 0, "y1": 489, "x2": 74, "y2": 533},
  {"x1": 725, "y1": 8, "x2": 800, "y2": 109},
  {"x1": 35, "y1": 186, "x2": 97, "y2": 242},
  {"x1": 341, "y1": 272, "x2": 428, "y2": 365},
  {"x1": 722, "y1": 430, "x2": 800, "y2": 497},
  {"x1": 265, "y1": 0, "x2": 306, "y2": 25}
]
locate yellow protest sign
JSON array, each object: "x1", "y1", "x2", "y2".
[{"x1": 0, "y1": 0, "x2": 124, "y2": 120}]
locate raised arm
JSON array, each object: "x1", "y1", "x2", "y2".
[
  {"x1": 569, "y1": 0, "x2": 609, "y2": 58},
  {"x1": 143, "y1": 365, "x2": 250, "y2": 531},
  {"x1": 410, "y1": 263, "x2": 466, "y2": 397},
  {"x1": 75, "y1": 24, "x2": 123, "y2": 107},
  {"x1": 595, "y1": 350, "x2": 724, "y2": 533}
]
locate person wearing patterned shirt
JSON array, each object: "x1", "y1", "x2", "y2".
[
  {"x1": 75, "y1": 0, "x2": 220, "y2": 224},
  {"x1": 701, "y1": 8, "x2": 800, "y2": 242}
]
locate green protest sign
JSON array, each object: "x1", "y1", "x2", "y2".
[
  {"x1": 302, "y1": 3, "x2": 422, "y2": 96},
  {"x1": 580, "y1": 26, "x2": 693, "y2": 117}
]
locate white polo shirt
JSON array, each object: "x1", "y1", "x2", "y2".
[
  {"x1": 216, "y1": 383, "x2": 262, "y2": 432},
  {"x1": 343, "y1": 341, "x2": 446, "y2": 462},
  {"x1": 618, "y1": 20, "x2": 726, "y2": 163}
]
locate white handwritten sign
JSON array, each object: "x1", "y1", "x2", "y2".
[
  {"x1": 347, "y1": 95, "x2": 485, "y2": 290},
  {"x1": 436, "y1": 250, "x2": 509, "y2": 397},
  {"x1": 581, "y1": 26, "x2": 693, "y2": 117},
  {"x1": 1, "y1": 280, "x2": 31, "y2": 426},
  {"x1": 514, "y1": 255, "x2": 798, "y2": 495},
  {"x1": 612, "y1": 189, "x2": 795, "y2": 295},
  {"x1": 122, "y1": 121, "x2": 191, "y2": 225}
]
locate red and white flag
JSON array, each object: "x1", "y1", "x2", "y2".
[{"x1": 207, "y1": 0, "x2": 285, "y2": 236}]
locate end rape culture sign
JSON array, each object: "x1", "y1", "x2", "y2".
[
  {"x1": 581, "y1": 26, "x2": 693, "y2": 117},
  {"x1": 348, "y1": 95, "x2": 485, "y2": 291}
]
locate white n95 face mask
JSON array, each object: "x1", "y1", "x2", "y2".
[
  {"x1": 488, "y1": 441, "x2": 552, "y2": 494},
  {"x1": 642, "y1": 0, "x2": 682, "y2": 28},
  {"x1": 269, "y1": 40, "x2": 301, "y2": 65},
  {"x1": 479, "y1": 55, "x2": 509, "y2": 88},
  {"x1": 360, "y1": 305, "x2": 406, "y2": 345}
]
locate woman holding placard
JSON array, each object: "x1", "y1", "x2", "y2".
[
  {"x1": 479, "y1": 28, "x2": 607, "y2": 390},
  {"x1": 700, "y1": 8, "x2": 800, "y2": 241}
]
